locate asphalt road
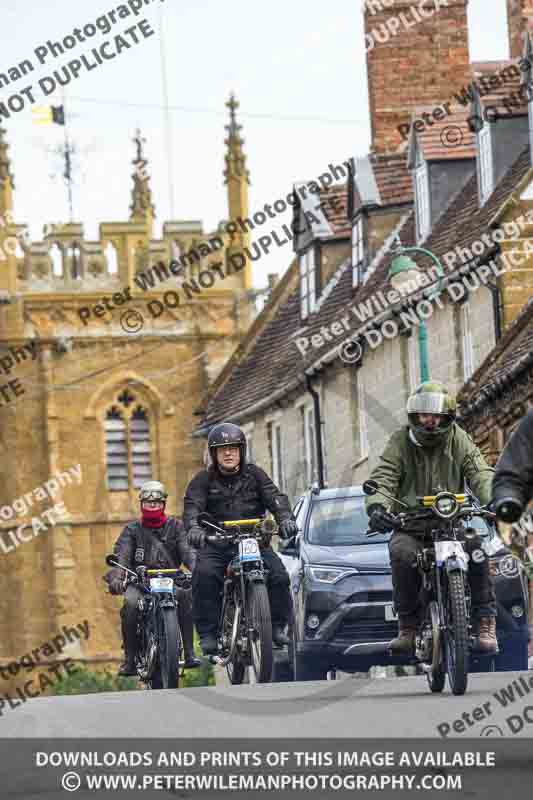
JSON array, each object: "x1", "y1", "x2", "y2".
[{"x1": 1, "y1": 670, "x2": 533, "y2": 739}]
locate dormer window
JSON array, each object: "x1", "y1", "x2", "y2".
[
  {"x1": 415, "y1": 161, "x2": 430, "y2": 241},
  {"x1": 352, "y1": 215, "x2": 365, "y2": 288},
  {"x1": 478, "y1": 124, "x2": 494, "y2": 205},
  {"x1": 300, "y1": 245, "x2": 318, "y2": 319}
]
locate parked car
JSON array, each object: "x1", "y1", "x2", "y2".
[{"x1": 278, "y1": 485, "x2": 529, "y2": 682}]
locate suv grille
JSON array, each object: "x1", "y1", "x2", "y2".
[{"x1": 337, "y1": 619, "x2": 398, "y2": 642}]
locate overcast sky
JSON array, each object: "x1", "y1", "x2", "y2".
[{"x1": 1, "y1": 0, "x2": 509, "y2": 288}]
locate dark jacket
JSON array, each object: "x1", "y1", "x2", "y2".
[
  {"x1": 365, "y1": 423, "x2": 494, "y2": 517},
  {"x1": 493, "y1": 409, "x2": 533, "y2": 511},
  {"x1": 108, "y1": 517, "x2": 195, "y2": 581},
  {"x1": 183, "y1": 463, "x2": 293, "y2": 531}
]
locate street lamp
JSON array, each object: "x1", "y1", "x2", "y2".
[{"x1": 388, "y1": 247, "x2": 444, "y2": 383}]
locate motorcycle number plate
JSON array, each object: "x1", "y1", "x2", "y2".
[
  {"x1": 239, "y1": 537, "x2": 260, "y2": 562},
  {"x1": 384, "y1": 604, "x2": 398, "y2": 621},
  {"x1": 435, "y1": 541, "x2": 468, "y2": 567},
  {"x1": 149, "y1": 577, "x2": 174, "y2": 592}
]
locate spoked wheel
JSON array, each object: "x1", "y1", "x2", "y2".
[
  {"x1": 225, "y1": 599, "x2": 246, "y2": 685},
  {"x1": 426, "y1": 601, "x2": 446, "y2": 693},
  {"x1": 151, "y1": 607, "x2": 179, "y2": 689},
  {"x1": 246, "y1": 582, "x2": 273, "y2": 683},
  {"x1": 444, "y1": 572, "x2": 469, "y2": 696}
]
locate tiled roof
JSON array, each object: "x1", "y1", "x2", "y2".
[
  {"x1": 198, "y1": 146, "x2": 532, "y2": 430},
  {"x1": 414, "y1": 108, "x2": 476, "y2": 162},
  {"x1": 370, "y1": 151, "x2": 413, "y2": 206},
  {"x1": 472, "y1": 59, "x2": 528, "y2": 116},
  {"x1": 458, "y1": 298, "x2": 533, "y2": 417},
  {"x1": 319, "y1": 184, "x2": 351, "y2": 238}
]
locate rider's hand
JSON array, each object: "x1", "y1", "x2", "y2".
[
  {"x1": 279, "y1": 519, "x2": 298, "y2": 540},
  {"x1": 369, "y1": 504, "x2": 399, "y2": 533},
  {"x1": 109, "y1": 573, "x2": 125, "y2": 595},
  {"x1": 188, "y1": 526, "x2": 207, "y2": 549},
  {"x1": 494, "y1": 497, "x2": 523, "y2": 524}
]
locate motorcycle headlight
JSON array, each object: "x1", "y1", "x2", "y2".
[
  {"x1": 434, "y1": 494, "x2": 459, "y2": 518},
  {"x1": 305, "y1": 565, "x2": 359, "y2": 584}
]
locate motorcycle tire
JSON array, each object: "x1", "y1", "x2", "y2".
[
  {"x1": 445, "y1": 571, "x2": 469, "y2": 696},
  {"x1": 246, "y1": 582, "x2": 273, "y2": 683},
  {"x1": 225, "y1": 598, "x2": 246, "y2": 685},
  {"x1": 151, "y1": 607, "x2": 180, "y2": 690},
  {"x1": 426, "y1": 602, "x2": 445, "y2": 694}
]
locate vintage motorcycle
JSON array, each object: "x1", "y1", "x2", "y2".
[
  {"x1": 363, "y1": 480, "x2": 496, "y2": 696},
  {"x1": 105, "y1": 554, "x2": 191, "y2": 689},
  {"x1": 197, "y1": 513, "x2": 276, "y2": 684}
]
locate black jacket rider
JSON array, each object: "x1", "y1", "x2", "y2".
[
  {"x1": 110, "y1": 516, "x2": 195, "y2": 572},
  {"x1": 183, "y1": 462, "x2": 294, "y2": 530},
  {"x1": 493, "y1": 409, "x2": 533, "y2": 520}
]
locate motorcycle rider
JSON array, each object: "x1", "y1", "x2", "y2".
[
  {"x1": 492, "y1": 408, "x2": 533, "y2": 524},
  {"x1": 184, "y1": 422, "x2": 298, "y2": 656},
  {"x1": 365, "y1": 381, "x2": 498, "y2": 656},
  {"x1": 105, "y1": 481, "x2": 201, "y2": 676}
]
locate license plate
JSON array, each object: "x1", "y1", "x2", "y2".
[
  {"x1": 385, "y1": 604, "x2": 398, "y2": 621},
  {"x1": 239, "y1": 537, "x2": 260, "y2": 562},
  {"x1": 149, "y1": 577, "x2": 174, "y2": 592}
]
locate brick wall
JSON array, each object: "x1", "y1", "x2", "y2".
[{"x1": 365, "y1": 0, "x2": 471, "y2": 153}]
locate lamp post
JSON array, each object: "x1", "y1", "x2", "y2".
[{"x1": 388, "y1": 247, "x2": 444, "y2": 383}]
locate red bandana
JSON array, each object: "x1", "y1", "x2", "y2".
[{"x1": 141, "y1": 508, "x2": 168, "y2": 528}]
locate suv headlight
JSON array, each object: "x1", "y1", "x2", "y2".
[{"x1": 305, "y1": 565, "x2": 359, "y2": 584}]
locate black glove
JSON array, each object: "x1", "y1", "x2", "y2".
[
  {"x1": 188, "y1": 526, "x2": 207, "y2": 549},
  {"x1": 108, "y1": 572, "x2": 125, "y2": 595},
  {"x1": 494, "y1": 497, "x2": 523, "y2": 524},
  {"x1": 369, "y1": 504, "x2": 399, "y2": 534},
  {"x1": 279, "y1": 519, "x2": 298, "y2": 540}
]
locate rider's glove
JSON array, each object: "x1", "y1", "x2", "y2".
[
  {"x1": 108, "y1": 572, "x2": 125, "y2": 595},
  {"x1": 494, "y1": 497, "x2": 523, "y2": 524},
  {"x1": 368, "y1": 504, "x2": 399, "y2": 534},
  {"x1": 188, "y1": 526, "x2": 207, "y2": 549},
  {"x1": 279, "y1": 519, "x2": 298, "y2": 540}
]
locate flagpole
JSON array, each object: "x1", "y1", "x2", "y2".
[{"x1": 158, "y1": 3, "x2": 175, "y2": 220}]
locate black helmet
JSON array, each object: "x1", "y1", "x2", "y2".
[{"x1": 207, "y1": 422, "x2": 246, "y2": 469}]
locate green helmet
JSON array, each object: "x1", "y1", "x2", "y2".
[{"x1": 407, "y1": 381, "x2": 456, "y2": 446}]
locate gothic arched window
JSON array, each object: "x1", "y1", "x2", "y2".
[{"x1": 104, "y1": 390, "x2": 153, "y2": 491}]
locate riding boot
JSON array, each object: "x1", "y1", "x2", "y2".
[
  {"x1": 475, "y1": 617, "x2": 498, "y2": 654},
  {"x1": 389, "y1": 617, "x2": 417, "y2": 656}
]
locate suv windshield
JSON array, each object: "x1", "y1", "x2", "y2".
[{"x1": 307, "y1": 496, "x2": 391, "y2": 546}]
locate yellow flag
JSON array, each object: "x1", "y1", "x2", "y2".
[{"x1": 32, "y1": 106, "x2": 53, "y2": 125}]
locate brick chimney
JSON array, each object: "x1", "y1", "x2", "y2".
[
  {"x1": 507, "y1": 0, "x2": 533, "y2": 58},
  {"x1": 365, "y1": 0, "x2": 471, "y2": 153}
]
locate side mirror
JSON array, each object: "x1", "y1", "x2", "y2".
[
  {"x1": 362, "y1": 480, "x2": 379, "y2": 496},
  {"x1": 105, "y1": 553, "x2": 118, "y2": 567}
]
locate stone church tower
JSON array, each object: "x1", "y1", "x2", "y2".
[{"x1": 0, "y1": 95, "x2": 253, "y2": 688}]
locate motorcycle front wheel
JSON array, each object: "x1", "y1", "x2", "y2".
[
  {"x1": 444, "y1": 571, "x2": 469, "y2": 696},
  {"x1": 151, "y1": 606, "x2": 179, "y2": 690},
  {"x1": 225, "y1": 597, "x2": 246, "y2": 685},
  {"x1": 426, "y1": 601, "x2": 446, "y2": 694},
  {"x1": 246, "y1": 581, "x2": 273, "y2": 683}
]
